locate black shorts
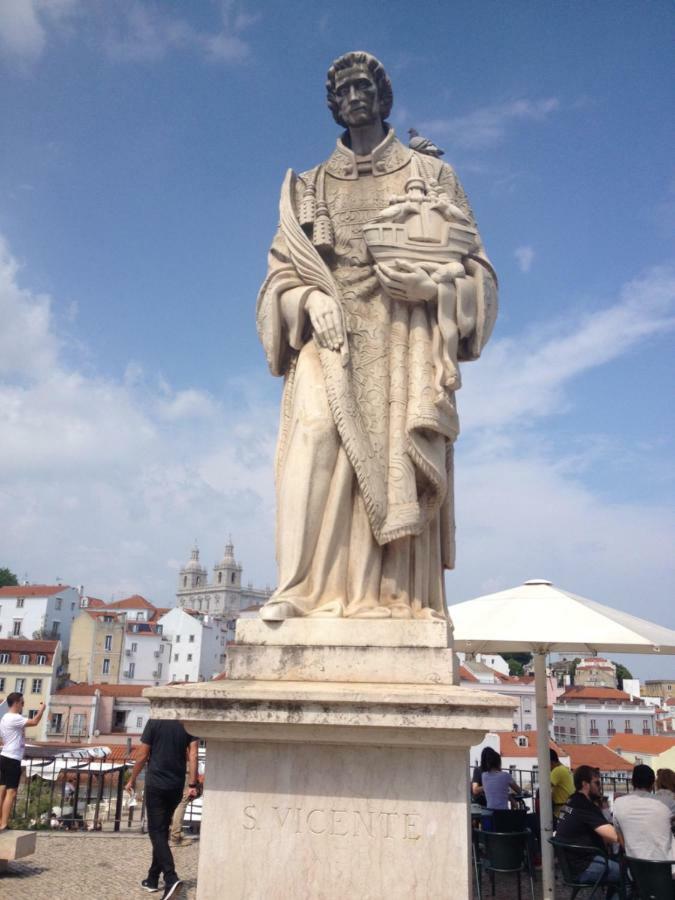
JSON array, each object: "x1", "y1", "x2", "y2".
[{"x1": 0, "y1": 755, "x2": 22, "y2": 790}]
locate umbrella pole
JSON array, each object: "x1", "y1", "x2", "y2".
[{"x1": 534, "y1": 650, "x2": 555, "y2": 899}]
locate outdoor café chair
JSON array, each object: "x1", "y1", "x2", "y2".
[
  {"x1": 479, "y1": 829, "x2": 536, "y2": 900},
  {"x1": 549, "y1": 839, "x2": 623, "y2": 899},
  {"x1": 624, "y1": 856, "x2": 675, "y2": 900}
]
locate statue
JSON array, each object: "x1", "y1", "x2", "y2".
[{"x1": 256, "y1": 51, "x2": 498, "y2": 620}]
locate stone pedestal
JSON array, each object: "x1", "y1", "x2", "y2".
[{"x1": 146, "y1": 620, "x2": 515, "y2": 900}]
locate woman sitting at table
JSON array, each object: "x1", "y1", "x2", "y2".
[{"x1": 481, "y1": 749, "x2": 522, "y2": 810}]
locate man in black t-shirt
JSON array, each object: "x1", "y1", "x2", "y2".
[
  {"x1": 127, "y1": 719, "x2": 199, "y2": 899},
  {"x1": 555, "y1": 765, "x2": 623, "y2": 899}
]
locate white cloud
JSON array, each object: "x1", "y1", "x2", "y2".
[
  {"x1": 514, "y1": 245, "x2": 534, "y2": 273},
  {"x1": 420, "y1": 97, "x2": 560, "y2": 149},
  {"x1": 461, "y1": 266, "x2": 675, "y2": 432},
  {"x1": 0, "y1": 0, "x2": 255, "y2": 69}
]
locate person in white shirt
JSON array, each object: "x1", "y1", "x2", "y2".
[
  {"x1": 0, "y1": 692, "x2": 45, "y2": 830},
  {"x1": 613, "y1": 764, "x2": 675, "y2": 864}
]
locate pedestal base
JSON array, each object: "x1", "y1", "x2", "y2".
[{"x1": 146, "y1": 620, "x2": 515, "y2": 899}]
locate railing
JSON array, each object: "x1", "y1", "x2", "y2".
[
  {"x1": 10, "y1": 756, "x2": 134, "y2": 832},
  {"x1": 111, "y1": 725, "x2": 128, "y2": 733}
]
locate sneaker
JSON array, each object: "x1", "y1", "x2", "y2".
[
  {"x1": 161, "y1": 880, "x2": 182, "y2": 899},
  {"x1": 141, "y1": 879, "x2": 160, "y2": 892}
]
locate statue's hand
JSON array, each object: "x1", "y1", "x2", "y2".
[
  {"x1": 306, "y1": 290, "x2": 345, "y2": 352},
  {"x1": 375, "y1": 260, "x2": 438, "y2": 303}
]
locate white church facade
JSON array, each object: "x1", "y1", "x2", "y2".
[{"x1": 176, "y1": 541, "x2": 272, "y2": 618}]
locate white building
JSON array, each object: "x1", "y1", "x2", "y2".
[
  {"x1": 456, "y1": 652, "x2": 509, "y2": 677},
  {"x1": 176, "y1": 541, "x2": 272, "y2": 617},
  {"x1": 120, "y1": 622, "x2": 171, "y2": 686},
  {"x1": 553, "y1": 686, "x2": 657, "y2": 744},
  {"x1": 0, "y1": 584, "x2": 80, "y2": 650},
  {"x1": 458, "y1": 660, "x2": 539, "y2": 732},
  {"x1": 158, "y1": 608, "x2": 227, "y2": 683}
]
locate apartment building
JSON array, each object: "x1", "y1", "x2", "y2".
[
  {"x1": 642, "y1": 679, "x2": 675, "y2": 699},
  {"x1": 46, "y1": 683, "x2": 150, "y2": 745},
  {"x1": 553, "y1": 686, "x2": 656, "y2": 744},
  {"x1": 0, "y1": 638, "x2": 62, "y2": 740},
  {"x1": 69, "y1": 609, "x2": 126, "y2": 683},
  {"x1": 159, "y1": 607, "x2": 227, "y2": 682},
  {"x1": 574, "y1": 657, "x2": 617, "y2": 688},
  {"x1": 120, "y1": 619, "x2": 171, "y2": 686},
  {"x1": 0, "y1": 584, "x2": 80, "y2": 649}
]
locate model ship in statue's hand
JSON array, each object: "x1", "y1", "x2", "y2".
[{"x1": 365, "y1": 154, "x2": 478, "y2": 390}]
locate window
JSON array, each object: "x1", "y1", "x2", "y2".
[
  {"x1": 71, "y1": 601, "x2": 76, "y2": 610},
  {"x1": 131, "y1": 642, "x2": 138, "y2": 653},
  {"x1": 136, "y1": 717, "x2": 143, "y2": 728},
  {"x1": 55, "y1": 598, "x2": 62, "y2": 610},
  {"x1": 158, "y1": 644, "x2": 164, "y2": 654},
  {"x1": 218, "y1": 572, "x2": 222, "y2": 584},
  {"x1": 128, "y1": 662, "x2": 135, "y2": 678},
  {"x1": 13, "y1": 620, "x2": 22, "y2": 636},
  {"x1": 624, "y1": 719, "x2": 633, "y2": 733},
  {"x1": 175, "y1": 635, "x2": 180, "y2": 643},
  {"x1": 16, "y1": 597, "x2": 24, "y2": 608},
  {"x1": 72, "y1": 713, "x2": 86, "y2": 736},
  {"x1": 189, "y1": 635, "x2": 195, "y2": 643},
  {"x1": 31, "y1": 678, "x2": 42, "y2": 693},
  {"x1": 19, "y1": 653, "x2": 30, "y2": 665},
  {"x1": 642, "y1": 718, "x2": 650, "y2": 734},
  {"x1": 28, "y1": 709, "x2": 38, "y2": 719},
  {"x1": 36, "y1": 654, "x2": 47, "y2": 665},
  {"x1": 607, "y1": 718, "x2": 615, "y2": 735},
  {"x1": 102, "y1": 658, "x2": 110, "y2": 675},
  {"x1": 183, "y1": 576, "x2": 187, "y2": 587},
  {"x1": 590, "y1": 718, "x2": 598, "y2": 736},
  {"x1": 156, "y1": 662, "x2": 163, "y2": 677},
  {"x1": 0, "y1": 677, "x2": 4, "y2": 691},
  {"x1": 50, "y1": 713, "x2": 63, "y2": 733},
  {"x1": 231, "y1": 572, "x2": 235, "y2": 584},
  {"x1": 187, "y1": 654, "x2": 193, "y2": 662},
  {"x1": 524, "y1": 724, "x2": 532, "y2": 731},
  {"x1": 156, "y1": 625, "x2": 162, "y2": 635},
  {"x1": 185, "y1": 674, "x2": 189, "y2": 681},
  {"x1": 51, "y1": 621, "x2": 60, "y2": 637},
  {"x1": 104, "y1": 634, "x2": 113, "y2": 651},
  {"x1": 15, "y1": 678, "x2": 25, "y2": 692},
  {"x1": 136, "y1": 612, "x2": 143, "y2": 621},
  {"x1": 0, "y1": 653, "x2": 9, "y2": 664},
  {"x1": 174, "y1": 653, "x2": 179, "y2": 662}
]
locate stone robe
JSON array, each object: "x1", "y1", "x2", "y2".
[{"x1": 256, "y1": 129, "x2": 497, "y2": 618}]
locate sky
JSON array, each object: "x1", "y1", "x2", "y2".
[{"x1": 0, "y1": 0, "x2": 673, "y2": 679}]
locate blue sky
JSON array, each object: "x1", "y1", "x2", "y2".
[{"x1": 1, "y1": 1, "x2": 673, "y2": 678}]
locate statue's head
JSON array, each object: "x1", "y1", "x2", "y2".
[{"x1": 326, "y1": 51, "x2": 393, "y2": 129}]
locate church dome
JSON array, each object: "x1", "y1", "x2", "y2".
[
  {"x1": 219, "y1": 539, "x2": 237, "y2": 568},
  {"x1": 183, "y1": 545, "x2": 204, "y2": 573}
]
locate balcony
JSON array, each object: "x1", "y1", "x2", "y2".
[
  {"x1": 111, "y1": 724, "x2": 128, "y2": 734},
  {"x1": 589, "y1": 729, "x2": 599, "y2": 737},
  {"x1": 624, "y1": 728, "x2": 633, "y2": 734},
  {"x1": 47, "y1": 727, "x2": 64, "y2": 736}
]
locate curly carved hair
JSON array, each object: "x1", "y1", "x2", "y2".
[{"x1": 326, "y1": 51, "x2": 393, "y2": 128}]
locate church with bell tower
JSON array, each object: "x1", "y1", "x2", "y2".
[{"x1": 176, "y1": 539, "x2": 272, "y2": 618}]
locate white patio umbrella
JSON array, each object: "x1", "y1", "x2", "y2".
[{"x1": 449, "y1": 578, "x2": 675, "y2": 900}]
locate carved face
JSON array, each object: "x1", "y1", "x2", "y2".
[{"x1": 334, "y1": 67, "x2": 380, "y2": 128}]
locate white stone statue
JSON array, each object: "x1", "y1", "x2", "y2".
[{"x1": 256, "y1": 51, "x2": 498, "y2": 620}]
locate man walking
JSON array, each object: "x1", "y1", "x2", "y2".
[
  {"x1": 126, "y1": 719, "x2": 199, "y2": 899},
  {"x1": 0, "y1": 692, "x2": 45, "y2": 830}
]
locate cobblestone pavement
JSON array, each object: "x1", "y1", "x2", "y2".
[
  {"x1": 0, "y1": 832, "x2": 544, "y2": 898},
  {"x1": 0, "y1": 833, "x2": 199, "y2": 900}
]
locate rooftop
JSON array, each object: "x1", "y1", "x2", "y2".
[
  {"x1": 556, "y1": 686, "x2": 633, "y2": 702},
  {"x1": 107, "y1": 594, "x2": 156, "y2": 610},
  {"x1": 0, "y1": 584, "x2": 69, "y2": 598},
  {"x1": 498, "y1": 730, "x2": 566, "y2": 758},
  {"x1": 607, "y1": 733, "x2": 675, "y2": 754},
  {"x1": 55, "y1": 683, "x2": 147, "y2": 698},
  {"x1": 557, "y1": 742, "x2": 633, "y2": 772}
]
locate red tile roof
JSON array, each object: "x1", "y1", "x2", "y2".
[
  {"x1": 105, "y1": 744, "x2": 142, "y2": 763},
  {"x1": 0, "y1": 638, "x2": 59, "y2": 664},
  {"x1": 55, "y1": 684, "x2": 147, "y2": 697},
  {"x1": 0, "y1": 584, "x2": 69, "y2": 598},
  {"x1": 607, "y1": 734, "x2": 675, "y2": 754},
  {"x1": 498, "y1": 731, "x2": 566, "y2": 758},
  {"x1": 558, "y1": 743, "x2": 633, "y2": 772},
  {"x1": 557, "y1": 686, "x2": 632, "y2": 702},
  {"x1": 458, "y1": 665, "x2": 479, "y2": 683},
  {"x1": 149, "y1": 608, "x2": 170, "y2": 622},
  {"x1": 107, "y1": 595, "x2": 156, "y2": 610},
  {"x1": 82, "y1": 597, "x2": 106, "y2": 608}
]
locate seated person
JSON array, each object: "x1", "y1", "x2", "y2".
[
  {"x1": 555, "y1": 765, "x2": 623, "y2": 899},
  {"x1": 471, "y1": 746, "x2": 497, "y2": 807},
  {"x1": 655, "y1": 768, "x2": 675, "y2": 820},
  {"x1": 550, "y1": 748, "x2": 574, "y2": 820},
  {"x1": 614, "y1": 764, "x2": 675, "y2": 863},
  {"x1": 480, "y1": 749, "x2": 521, "y2": 811}
]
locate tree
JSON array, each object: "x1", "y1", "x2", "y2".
[
  {"x1": 502, "y1": 652, "x2": 532, "y2": 676},
  {"x1": 0, "y1": 567, "x2": 18, "y2": 587},
  {"x1": 612, "y1": 661, "x2": 633, "y2": 689}
]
